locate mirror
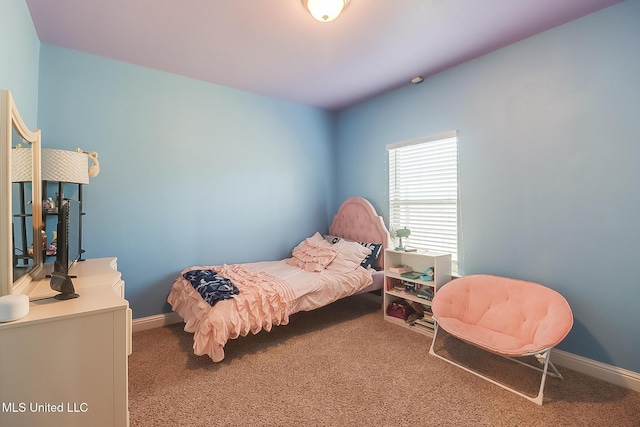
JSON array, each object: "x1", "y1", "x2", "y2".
[{"x1": 1, "y1": 89, "x2": 43, "y2": 296}]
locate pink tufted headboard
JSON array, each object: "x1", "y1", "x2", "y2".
[{"x1": 328, "y1": 197, "x2": 391, "y2": 270}]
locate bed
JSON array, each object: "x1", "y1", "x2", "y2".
[{"x1": 167, "y1": 196, "x2": 391, "y2": 362}]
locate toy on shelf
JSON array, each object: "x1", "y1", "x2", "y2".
[{"x1": 420, "y1": 267, "x2": 435, "y2": 281}]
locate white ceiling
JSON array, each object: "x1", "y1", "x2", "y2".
[{"x1": 26, "y1": 0, "x2": 621, "y2": 111}]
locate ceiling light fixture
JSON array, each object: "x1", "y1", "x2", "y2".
[{"x1": 302, "y1": 0, "x2": 350, "y2": 23}]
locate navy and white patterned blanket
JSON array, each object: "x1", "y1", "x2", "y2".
[{"x1": 182, "y1": 269, "x2": 239, "y2": 306}]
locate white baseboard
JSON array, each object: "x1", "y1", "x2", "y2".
[
  {"x1": 551, "y1": 348, "x2": 640, "y2": 392},
  {"x1": 132, "y1": 312, "x2": 183, "y2": 333},
  {"x1": 131, "y1": 311, "x2": 640, "y2": 393}
]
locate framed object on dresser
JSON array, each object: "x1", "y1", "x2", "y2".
[{"x1": 0, "y1": 89, "x2": 44, "y2": 297}]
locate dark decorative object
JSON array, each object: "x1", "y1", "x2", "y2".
[{"x1": 50, "y1": 271, "x2": 79, "y2": 300}]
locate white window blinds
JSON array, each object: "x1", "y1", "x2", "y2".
[{"x1": 387, "y1": 131, "x2": 458, "y2": 261}]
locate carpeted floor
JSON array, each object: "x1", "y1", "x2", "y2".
[{"x1": 128, "y1": 294, "x2": 640, "y2": 426}]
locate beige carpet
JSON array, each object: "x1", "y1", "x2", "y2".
[{"x1": 129, "y1": 294, "x2": 640, "y2": 426}]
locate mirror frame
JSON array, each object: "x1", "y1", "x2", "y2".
[{"x1": 1, "y1": 89, "x2": 43, "y2": 296}]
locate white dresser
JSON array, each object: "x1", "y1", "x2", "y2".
[{"x1": 0, "y1": 258, "x2": 131, "y2": 427}]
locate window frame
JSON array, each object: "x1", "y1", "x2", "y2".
[{"x1": 387, "y1": 130, "x2": 459, "y2": 273}]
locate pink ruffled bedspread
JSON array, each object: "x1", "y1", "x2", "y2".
[{"x1": 168, "y1": 261, "x2": 373, "y2": 362}]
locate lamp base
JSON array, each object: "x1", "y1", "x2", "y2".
[
  {"x1": 54, "y1": 292, "x2": 80, "y2": 300},
  {"x1": 50, "y1": 272, "x2": 80, "y2": 300}
]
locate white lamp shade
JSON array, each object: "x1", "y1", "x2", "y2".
[
  {"x1": 42, "y1": 149, "x2": 89, "y2": 184},
  {"x1": 10, "y1": 148, "x2": 32, "y2": 182},
  {"x1": 11, "y1": 148, "x2": 90, "y2": 184},
  {"x1": 303, "y1": 0, "x2": 350, "y2": 22}
]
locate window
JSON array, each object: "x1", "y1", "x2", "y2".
[{"x1": 387, "y1": 130, "x2": 459, "y2": 270}]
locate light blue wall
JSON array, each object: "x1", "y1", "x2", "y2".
[
  {"x1": 0, "y1": 0, "x2": 39, "y2": 123},
  {"x1": 37, "y1": 45, "x2": 336, "y2": 318},
  {"x1": 335, "y1": 1, "x2": 640, "y2": 373},
  {"x1": 3, "y1": 0, "x2": 639, "y2": 374}
]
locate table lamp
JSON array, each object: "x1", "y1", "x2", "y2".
[{"x1": 395, "y1": 227, "x2": 411, "y2": 251}]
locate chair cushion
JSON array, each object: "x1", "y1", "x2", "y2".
[{"x1": 432, "y1": 274, "x2": 573, "y2": 356}]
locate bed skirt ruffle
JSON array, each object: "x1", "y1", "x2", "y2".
[{"x1": 167, "y1": 264, "x2": 294, "y2": 362}]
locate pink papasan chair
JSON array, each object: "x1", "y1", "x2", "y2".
[{"x1": 429, "y1": 274, "x2": 573, "y2": 405}]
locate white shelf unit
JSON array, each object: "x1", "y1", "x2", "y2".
[{"x1": 383, "y1": 249, "x2": 451, "y2": 336}]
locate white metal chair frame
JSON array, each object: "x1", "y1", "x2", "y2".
[{"x1": 429, "y1": 323, "x2": 564, "y2": 405}]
